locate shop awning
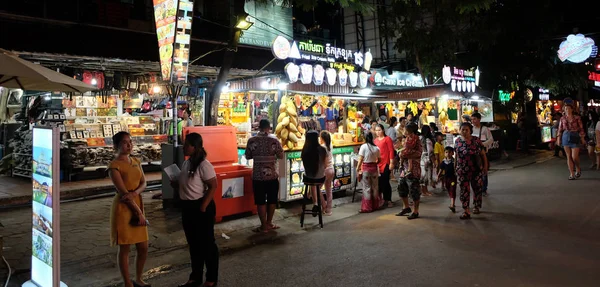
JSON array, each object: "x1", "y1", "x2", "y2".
[{"x1": 10, "y1": 51, "x2": 273, "y2": 80}]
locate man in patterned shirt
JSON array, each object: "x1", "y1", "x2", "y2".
[
  {"x1": 396, "y1": 123, "x2": 423, "y2": 220},
  {"x1": 245, "y1": 119, "x2": 284, "y2": 232}
]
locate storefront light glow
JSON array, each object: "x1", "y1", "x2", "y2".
[
  {"x1": 332, "y1": 96, "x2": 368, "y2": 100},
  {"x1": 153, "y1": 85, "x2": 161, "y2": 94},
  {"x1": 358, "y1": 88, "x2": 372, "y2": 96},
  {"x1": 261, "y1": 79, "x2": 270, "y2": 89},
  {"x1": 277, "y1": 82, "x2": 288, "y2": 90},
  {"x1": 221, "y1": 85, "x2": 229, "y2": 93},
  {"x1": 91, "y1": 78, "x2": 97, "y2": 85},
  {"x1": 472, "y1": 95, "x2": 480, "y2": 100}
]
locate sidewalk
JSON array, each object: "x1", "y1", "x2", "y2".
[
  {"x1": 489, "y1": 150, "x2": 555, "y2": 171},
  {"x1": 0, "y1": 150, "x2": 558, "y2": 287},
  {"x1": 0, "y1": 172, "x2": 162, "y2": 207}
]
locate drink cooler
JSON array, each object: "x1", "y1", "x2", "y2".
[{"x1": 183, "y1": 126, "x2": 256, "y2": 222}]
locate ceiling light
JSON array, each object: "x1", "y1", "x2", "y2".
[
  {"x1": 277, "y1": 82, "x2": 288, "y2": 90},
  {"x1": 358, "y1": 88, "x2": 372, "y2": 96},
  {"x1": 472, "y1": 95, "x2": 480, "y2": 100},
  {"x1": 153, "y1": 85, "x2": 161, "y2": 94},
  {"x1": 91, "y1": 78, "x2": 97, "y2": 85}
]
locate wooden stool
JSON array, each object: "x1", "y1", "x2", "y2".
[{"x1": 300, "y1": 175, "x2": 325, "y2": 228}]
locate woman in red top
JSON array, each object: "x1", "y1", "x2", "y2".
[
  {"x1": 556, "y1": 103, "x2": 586, "y2": 180},
  {"x1": 374, "y1": 124, "x2": 395, "y2": 208}
]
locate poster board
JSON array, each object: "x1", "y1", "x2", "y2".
[{"x1": 24, "y1": 127, "x2": 66, "y2": 287}]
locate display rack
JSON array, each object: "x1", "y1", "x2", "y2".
[{"x1": 12, "y1": 153, "x2": 32, "y2": 178}]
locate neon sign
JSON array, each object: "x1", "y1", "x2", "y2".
[
  {"x1": 558, "y1": 34, "x2": 596, "y2": 63},
  {"x1": 499, "y1": 90, "x2": 512, "y2": 102},
  {"x1": 442, "y1": 65, "x2": 480, "y2": 93}
]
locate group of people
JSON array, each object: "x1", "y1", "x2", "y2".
[
  {"x1": 357, "y1": 113, "x2": 490, "y2": 220},
  {"x1": 104, "y1": 112, "x2": 495, "y2": 286},
  {"x1": 555, "y1": 104, "x2": 600, "y2": 179}
]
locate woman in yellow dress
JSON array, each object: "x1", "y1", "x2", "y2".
[{"x1": 108, "y1": 131, "x2": 150, "y2": 287}]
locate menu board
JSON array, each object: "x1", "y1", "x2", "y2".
[
  {"x1": 153, "y1": 0, "x2": 177, "y2": 81},
  {"x1": 287, "y1": 151, "x2": 305, "y2": 201},
  {"x1": 331, "y1": 147, "x2": 354, "y2": 192},
  {"x1": 30, "y1": 127, "x2": 62, "y2": 287}
]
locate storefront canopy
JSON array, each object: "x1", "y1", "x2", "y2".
[{"x1": 0, "y1": 49, "x2": 97, "y2": 93}]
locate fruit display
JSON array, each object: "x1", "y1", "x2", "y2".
[{"x1": 275, "y1": 97, "x2": 306, "y2": 150}]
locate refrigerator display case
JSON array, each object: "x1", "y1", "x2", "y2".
[{"x1": 182, "y1": 126, "x2": 256, "y2": 222}]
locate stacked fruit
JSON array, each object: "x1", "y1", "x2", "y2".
[{"x1": 276, "y1": 98, "x2": 306, "y2": 149}]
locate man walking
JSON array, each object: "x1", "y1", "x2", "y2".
[
  {"x1": 471, "y1": 112, "x2": 493, "y2": 196},
  {"x1": 245, "y1": 119, "x2": 284, "y2": 233}
]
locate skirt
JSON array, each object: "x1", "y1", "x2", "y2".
[
  {"x1": 110, "y1": 193, "x2": 149, "y2": 246},
  {"x1": 561, "y1": 132, "x2": 581, "y2": 149}
]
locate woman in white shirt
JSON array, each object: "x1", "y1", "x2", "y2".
[
  {"x1": 320, "y1": 131, "x2": 335, "y2": 216},
  {"x1": 356, "y1": 132, "x2": 382, "y2": 213},
  {"x1": 172, "y1": 132, "x2": 219, "y2": 287}
]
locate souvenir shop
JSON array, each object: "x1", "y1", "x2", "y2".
[{"x1": 0, "y1": 52, "x2": 245, "y2": 181}]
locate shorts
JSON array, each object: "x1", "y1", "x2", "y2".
[
  {"x1": 252, "y1": 179, "x2": 279, "y2": 205},
  {"x1": 561, "y1": 132, "x2": 580, "y2": 148},
  {"x1": 398, "y1": 177, "x2": 421, "y2": 201}
]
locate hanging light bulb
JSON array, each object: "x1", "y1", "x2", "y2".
[
  {"x1": 153, "y1": 85, "x2": 161, "y2": 94},
  {"x1": 91, "y1": 78, "x2": 97, "y2": 85}
]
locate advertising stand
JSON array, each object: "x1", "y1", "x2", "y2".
[
  {"x1": 23, "y1": 127, "x2": 66, "y2": 287},
  {"x1": 182, "y1": 126, "x2": 256, "y2": 222}
]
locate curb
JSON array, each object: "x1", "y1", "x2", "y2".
[{"x1": 0, "y1": 179, "x2": 162, "y2": 209}]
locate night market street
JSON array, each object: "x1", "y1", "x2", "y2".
[{"x1": 2, "y1": 153, "x2": 599, "y2": 287}]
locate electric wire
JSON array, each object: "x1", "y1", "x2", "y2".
[{"x1": 2, "y1": 255, "x2": 11, "y2": 287}]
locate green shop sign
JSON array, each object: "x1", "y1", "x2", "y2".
[
  {"x1": 499, "y1": 90, "x2": 513, "y2": 102},
  {"x1": 286, "y1": 151, "x2": 302, "y2": 159},
  {"x1": 332, "y1": 147, "x2": 354, "y2": 154},
  {"x1": 299, "y1": 40, "x2": 324, "y2": 54}
]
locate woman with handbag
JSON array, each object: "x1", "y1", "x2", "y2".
[
  {"x1": 557, "y1": 104, "x2": 586, "y2": 179},
  {"x1": 356, "y1": 132, "x2": 383, "y2": 213},
  {"x1": 108, "y1": 132, "x2": 150, "y2": 287},
  {"x1": 455, "y1": 123, "x2": 488, "y2": 220},
  {"x1": 173, "y1": 132, "x2": 219, "y2": 287}
]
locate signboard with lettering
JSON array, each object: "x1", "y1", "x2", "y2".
[
  {"x1": 498, "y1": 90, "x2": 513, "y2": 102},
  {"x1": 272, "y1": 35, "x2": 369, "y2": 69},
  {"x1": 240, "y1": 1, "x2": 293, "y2": 48},
  {"x1": 589, "y1": 71, "x2": 600, "y2": 82},
  {"x1": 369, "y1": 70, "x2": 425, "y2": 89},
  {"x1": 558, "y1": 34, "x2": 597, "y2": 63},
  {"x1": 539, "y1": 88, "x2": 550, "y2": 101},
  {"x1": 442, "y1": 65, "x2": 480, "y2": 93}
]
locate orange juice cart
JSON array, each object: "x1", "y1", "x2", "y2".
[{"x1": 182, "y1": 126, "x2": 256, "y2": 222}]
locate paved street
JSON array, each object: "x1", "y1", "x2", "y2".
[
  {"x1": 149, "y1": 156, "x2": 600, "y2": 287},
  {"x1": 1, "y1": 153, "x2": 599, "y2": 287}
]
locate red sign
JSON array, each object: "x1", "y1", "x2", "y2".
[{"x1": 589, "y1": 71, "x2": 600, "y2": 82}]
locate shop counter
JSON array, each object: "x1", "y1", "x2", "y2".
[{"x1": 183, "y1": 126, "x2": 256, "y2": 223}]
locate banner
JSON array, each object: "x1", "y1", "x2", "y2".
[
  {"x1": 153, "y1": 0, "x2": 178, "y2": 81},
  {"x1": 171, "y1": 0, "x2": 194, "y2": 83}
]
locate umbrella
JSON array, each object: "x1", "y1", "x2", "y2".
[{"x1": 0, "y1": 49, "x2": 97, "y2": 93}]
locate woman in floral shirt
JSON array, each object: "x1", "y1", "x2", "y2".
[
  {"x1": 396, "y1": 123, "x2": 423, "y2": 220},
  {"x1": 557, "y1": 103, "x2": 586, "y2": 180},
  {"x1": 455, "y1": 123, "x2": 488, "y2": 220}
]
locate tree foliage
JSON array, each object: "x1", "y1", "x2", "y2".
[{"x1": 254, "y1": 0, "x2": 375, "y2": 14}]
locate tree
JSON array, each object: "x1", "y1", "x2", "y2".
[{"x1": 386, "y1": 0, "x2": 496, "y2": 83}]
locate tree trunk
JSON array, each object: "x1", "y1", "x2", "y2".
[
  {"x1": 205, "y1": 31, "x2": 241, "y2": 126},
  {"x1": 413, "y1": 46, "x2": 426, "y2": 85}
]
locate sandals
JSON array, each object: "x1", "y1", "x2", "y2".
[
  {"x1": 568, "y1": 175, "x2": 575, "y2": 180},
  {"x1": 575, "y1": 171, "x2": 581, "y2": 178},
  {"x1": 395, "y1": 208, "x2": 412, "y2": 216},
  {"x1": 449, "y1": 206, "x2": 456, "y2": 213},
  {"x1": 473, "y1": 208, "x2": 480, "y2": 214},
  {"x1": 460, "y1": 212, "x2": 471, "y2": 220},
  {"x1": 407, "y1": 213, "x2": 419, "y2": 220},
  {"x1": 252, "y1": 226, "x2": 269, "y2": 233}
]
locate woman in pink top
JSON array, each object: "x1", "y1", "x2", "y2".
[
  {"x1": 556, "y1": 103, "x2": 586, "y2": 180},
  {"x1": 374, "y1": 124, "x2": 396, "y2": 208}
]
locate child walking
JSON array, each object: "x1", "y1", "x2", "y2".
[{"x1": 437, "y1": 146, "x2": 458, "y2": 212}]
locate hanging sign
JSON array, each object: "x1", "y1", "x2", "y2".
[
  {"x1": 25, "y1": 127, "x2": 64, "y2": 287},
  {"x1": 589, "y1": 71, "x2": 600, "y2": 82},
  {"x1": 272, "y1": 36, "x2": 291, "y2": 60},
  {"x1": 299, "y1": 64, "x2": 313, "y2": 84},
  {"x1": 498, "y1": 90, "x2": 513, "y2": 102},
  {"x1": 558, "y1": 34, "x2": 596, "y2": 63},
  {"x1": 171, "y1": 0, "x2": 194, "y2": 83},
  {"x1": 539, "y1": 88, "x2": 550, "y2": 101},
  {"x1": 359, "y1": 71, "x2": 369, "y2": 88},
  {"x1": 369, "y1": 70, "x2": 425, "y2": 88},
  {"x1": 313, "y1": 64, "x2": 325, "y2": 85},
  {"x1": 349, "y1": 71, "x2": 358, "y2": 88},
  {"x1": 326, "y1": 68, "x2": 337, "y2": 86},
  {"x1": 339, "y1": 69, "x2": 348, "y2": 86},
  {"x1": 153, "y1": 0, "x2": 178, "y2": 81},
  {"x1": 442, "y1": 65, "x2": 479, "y2": 93},
  {"x1": 285, "y1": 63, "x2": 299, "y2": 83},
  {"x1": 240, "y1": 1, "x2": 293, "y2": 48}
]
